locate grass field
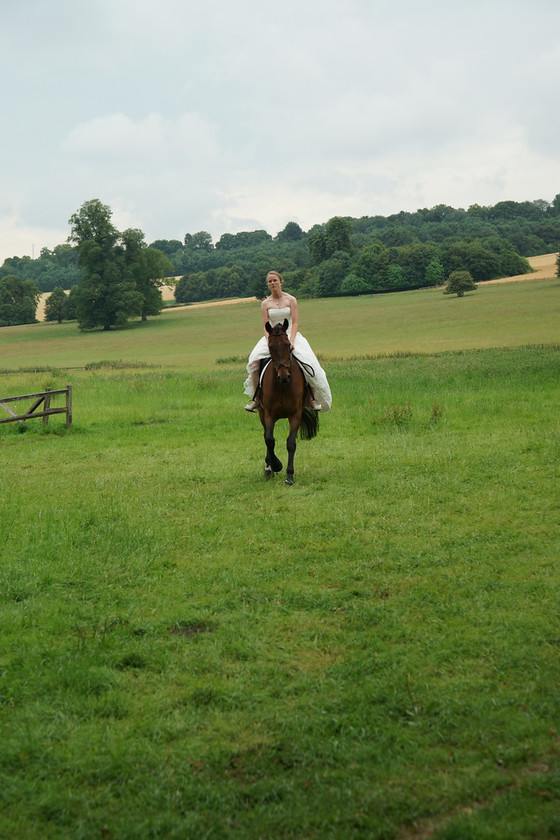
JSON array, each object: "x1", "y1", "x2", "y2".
[
  {"x1": 1, "y1": 277, "x2": 559, "y2": 372},
  {"x1": 0, "y1": 281, "x2": 559, "y2": 839}
]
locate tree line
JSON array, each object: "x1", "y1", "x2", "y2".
[
  {"x1": 1, "y1": 195, "x2": 559, "y2": 328},
  {"x1": 172, "y1": 198, "x2": 560, "y2": 302}
]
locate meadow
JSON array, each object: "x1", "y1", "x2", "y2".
[
  {"x1": 0, "y1": 279, "x2": 559, "y2": 839},
  {"x1": 2, "y1": 276, "x2": 560, "y2": 371}
]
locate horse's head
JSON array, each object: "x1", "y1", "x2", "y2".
[{"x1": 266, "y1": 319, "x2": 292, "y2": 383}]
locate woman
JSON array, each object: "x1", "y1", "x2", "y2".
[{"x1": 244, "y1": 270, "x2": 332, "y2": 412}]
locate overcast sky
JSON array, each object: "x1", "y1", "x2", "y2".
[{"x1": 2, "y1": 0, "x2": 559, "y2": 263}]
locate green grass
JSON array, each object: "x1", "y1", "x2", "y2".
[
  {"x1": 0, "y1": 277, "x2": 558, "y2": 371},
  {"x1": 0, "y1": 285, "x2": 559, "y2": 838}
]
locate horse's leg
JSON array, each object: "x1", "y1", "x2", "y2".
[
  {"x1": 259, "y1": 410, "x2": 273, "y2": 479},
  {"x1": 285, "y1": 414, "x2": 301, "y2": 486},
  {"x1": 264, "y1": 416, "x2": 283, "y2": 475},
  {"x1": 285, "y1": 371, "x2": 306, "y2": 486}
]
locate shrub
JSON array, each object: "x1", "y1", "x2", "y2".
[{"x1": 444, "y1": 270, "x2": 477, "y2": 297}]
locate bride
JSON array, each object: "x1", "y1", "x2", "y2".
[{"x1": 244, "y1": 270, "x2": 332, "y2": 412}]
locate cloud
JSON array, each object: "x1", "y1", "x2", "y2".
[
  {"x1": 2, "y1": 0, "x2": 560, "y2": 262},
  {"x1": 0, "y1": 207, "x2": 69, "y2": 262},
  {"x1": 62, "y1": 112, "x2": 219, "y2": 163}
]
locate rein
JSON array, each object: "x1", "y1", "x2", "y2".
[
  {"x1": 264, "y1": 321, "x2": 313, "y2": 387},
  {"x1": 272, "y1": 355, "x2": 292, "y2": 376},
  {"x1": 268, "y1": 336, "x2": 293, "y2": 379},
  {"x1": 292, "y1": 355, "x2": 315, "y2": 378},
  {"x1": 258, "y1": 355, "x2": 314, "y2": 390}
]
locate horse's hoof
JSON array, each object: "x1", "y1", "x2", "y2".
[
  {"x1": 264, "y1": 468, "x2": 273, "y2": 480},
  {"x1": 285, "y1": 475, "x2": 294, "y2": 486}
]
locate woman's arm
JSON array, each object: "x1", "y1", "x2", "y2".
[
  {"x1": 289, "y1": 296, "x2": 299, "y2": 346},
  {"x1": 260, "y1": 300, "x2": 270, "y2": 337}
]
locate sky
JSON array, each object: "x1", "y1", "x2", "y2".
[{"x1": 2, "y1": 0, "x2": 560, "y2": 263}]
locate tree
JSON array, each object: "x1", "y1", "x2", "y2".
[
  {"x1": 276, "y1": 221, "x2": 303, "y2": 242},
  {"x1": 467, "y1": 203, "x2": 490, "y2": 219},
  {"x1": 489, "y1": 200, "x2": 523, "y2": 221},
  {"x1": 149, "y1": 239, "x2": 183, "y2": 258},
  {"x1": 68, "y1": 199, "x2": 143, "y2": 330},
  {"x1": 397, "y1": 242, "x2": 438, "y2": 288},
  {"x1": 175, "y1": 272, "x2": 210, "y2": 303},
  {"x1": 444, "y1": 270, "x2": 477, "y2": 297},
  {"x1": 532, "y1": 199, "x2": 550, "y2": 215},
  {"x1": 0, "y1": 275, "x2": 39, "y2": 326},
  {"x1": 496, "y1": 246, "x2": 531, "y2": 277},
  {"x1": 44, "y1": 287, "x2": 68, "y2": 323},
  {"x1": 420, "y1": 204, "x2": 460, "y2": 223},
  {"x1": 215, "y1": 230, "x2": 272, "y2": 251},
  {"x1": 185, "y1": 231, "x2": 213, "y2": 251},
  {"x1": 317, "y1": 251, "x2": 350, "y2": 297},
  {"x1": 0, "y1": 255, "x2": 33, "y2": 283},
  {"x1": 380, "y1": 224, "x2": 416, "y2": 247},
  {"x1": 425, "y1": 256, "x2": 445, "y2": 287},
  {"x1": 386, "y1": 264, "x2": 406, "y2": 290},
  {"x1": 556, "y1": 252, "x2": 560, "y2": 278},
  {"x1": 213, "y1": 265, "x2": 246, "y2": 298},
  {"x1": 325, "y1": 216, "x2": 352, "y2": 258},
  {"x1": 306, "y1": 227, "x2": 327, "y2": 264},
  {"x1": 63, "y1": 286, "x2": 80, "y2": 320},
  {"x1": 340, "y1": 272, "x2": 371, "y2": 296},
  {"x1": 351, "y1": 243, "x2": 391, "y2": 291},
  {"x1": 442, "y1": 240, "x2": 500, "y2": 282},
  {"x1": 69, "y1": 199, "x2": 119, "y2": 249},
  {"x1": 214, "y1": 233, "x2": 236, "y2": 251},
  {"x1": 0, "y1": 244, "x2": 81, "y2": 293},
  {"x1": 121, "y1": 228, "x2": 173, "y2": 321},
  {"x1": 550, "y1": 194, "x2": 560, "y2": 216}
]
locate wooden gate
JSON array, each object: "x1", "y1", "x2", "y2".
[{"x1": 0, "y1": 386, "x2": 72, "y2": 428}]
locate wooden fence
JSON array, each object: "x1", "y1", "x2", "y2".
[{"x1": 0, "y1": 386, "x2": 72, "y2": 428}]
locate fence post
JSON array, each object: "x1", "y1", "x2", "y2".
[
  {"x1": 66, "y1": 385, "x2": 73, "y2": 428},
  {"x1": 42, "y1": 387, "x2": 51, "y2": 426}
]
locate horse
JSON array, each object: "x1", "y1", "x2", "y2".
[{"x1": 257, "y1": 319, "x2": 319, "y2": 485}]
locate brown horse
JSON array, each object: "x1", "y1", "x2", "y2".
[{"x1": 257, "y1": 319, "x2": 319, "y2": 485}]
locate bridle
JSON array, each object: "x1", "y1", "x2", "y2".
[
  {"x1": 267, "y1": 328, "x2": 293, "y2": 383},
  {"x1": 273, "y1": 356, "x2": 292, "y2": 380}
]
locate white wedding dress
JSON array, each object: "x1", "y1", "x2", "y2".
[{"x1": 243, "y1": 306, "x2": 332, "y2": 412}]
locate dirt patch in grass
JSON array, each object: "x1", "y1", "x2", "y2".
[{"x1": 161, "y1": 294, "x2": 258, "y2": 313}]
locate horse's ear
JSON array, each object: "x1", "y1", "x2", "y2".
[
  {"x1": 265, "y1": 321, "x2": 272, "y2": 334},
  {"x1": 282, "y1": 319, "x2": 289, "y2": 331}
]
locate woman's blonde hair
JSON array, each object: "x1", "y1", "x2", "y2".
[{"x1": 266, "y1": 270, "x2": 283, "y2": 283}]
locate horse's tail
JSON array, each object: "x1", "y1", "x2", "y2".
[{"x1": 298, "y1": 406, "x2": 319, "y2": 440}]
